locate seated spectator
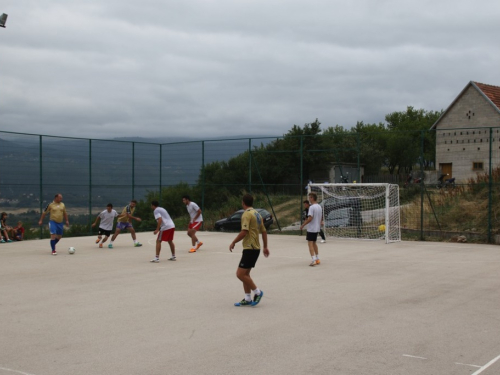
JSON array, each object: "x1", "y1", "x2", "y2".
[
  {"x1": 0, "y1": 212, "x2": 13, "y2": 243},
  {"x1": 10, "y1": 221, "x2": 25, "y2": 241}
]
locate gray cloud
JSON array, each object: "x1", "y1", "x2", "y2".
[{"x1": 2, "y1": 0, "x2": 500, "y2": 140}]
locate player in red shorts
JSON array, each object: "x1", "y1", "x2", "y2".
[
  {"x1": 182, "y1": 195, "x2": 203, "y2": 253},
  {"x1": 150, "y1": 201, "x2": 176, "y2": 263}
]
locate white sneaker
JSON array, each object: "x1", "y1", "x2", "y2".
[
  {"x1": 320, "y1": 240, "x2": 326, "y2": 243},
  {"x1": 150, "y1": 258, "x2": 159, "y2": 263},
  {"x1": 168, "y1": 257, "x2": 176, "y2": 261}
]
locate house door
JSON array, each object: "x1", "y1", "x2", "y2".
[{"x1": 440, "y1": 163, "x2": 452, "y2": 178}]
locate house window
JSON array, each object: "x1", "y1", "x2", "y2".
[{"x1": 473, "y1": 162, "x2": 484, "y2": 171}]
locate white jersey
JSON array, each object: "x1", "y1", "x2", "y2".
[
  {"x1": 154, "y1": 207, "x2": 175, "y2": 231},
  {"x1": 186, "y1": 202, "x2": 203, "y2": 223},
  {"x1": 307, "y1": 203, "x2": 322, "y2": 233},
  {"x1": 98, "y1": 209, "x2": 118, "y2": 231}
]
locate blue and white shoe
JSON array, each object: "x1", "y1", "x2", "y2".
[{"x1": 234, "y1": 299, "x2": 253, "y2": 307}]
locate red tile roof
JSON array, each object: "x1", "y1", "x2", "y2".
[{"x1": 473, "y1": 81, "x2": 500, "y2": 110}]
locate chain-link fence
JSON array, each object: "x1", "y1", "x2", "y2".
[{"x1": 0, "y1": 128, "x2": 498, "y2": 243}]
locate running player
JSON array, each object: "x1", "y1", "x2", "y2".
[
  {"x1": 150, "y1": 201, "x2": 176, "y2": 263},
  {"x1": 182, "y1": 195, "x2": 203, "y2": 253},
  {"x1": 229, "y1": 193, "x2": 270, "y2": 307},
  {"x1": 108, "y1": 200, "x2": 142, "y2": 248},
  {"x1": 92, "y1": 203, "x2": 119, "y2": 248},
  {"x1": 38, "y1": 193, "x2": 69, "y2": 255}
]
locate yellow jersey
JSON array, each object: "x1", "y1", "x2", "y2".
[
  {"x1": 241, "y1": 208, "x2": 266, "y2": 250},
  {"x1": 44, "y1": 202, "x2": 67, "y2": 223},
  {"x1": 117, "y1": 205, "x2": 135, "y2": 223}
]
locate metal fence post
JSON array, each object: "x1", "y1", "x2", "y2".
[
  {"x1": 39, "y1": 135, "x2": 43, "y2": 239},
  {"x1": 132, "y1": 142, "x2": 135, "y2": 199},
  {"x1": 159, "y1": 144, "x2": 162, "y2": 206},
  {"x1": 201, "y1": 141, "x2": 205, "y2": 215},
  {"x1": 89, "y1": 139, "x2": 92, "y2": 234},
  {"x1": 420, "y1": 130, "x2": 425, "y2": 241},
  {"x1": 488, "y1": 127, "x2": 493, "y2": 243},
  {"x1": 248, "y1": 138, "x2": 252, "y2": 193}
]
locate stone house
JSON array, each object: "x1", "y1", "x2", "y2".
[{"x1": 431, "y1": 81, "x2": 500, "y2": 183}]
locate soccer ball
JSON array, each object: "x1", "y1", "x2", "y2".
[
  {"x1": 68, "y1": 247, "x2": 76, "y2": 254},
  {"x1": 378, "y1": 224, "x2": 386, "y2": 232}
]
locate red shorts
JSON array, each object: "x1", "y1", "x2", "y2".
[
  {"x1": 188, "y1": 221, "x2": 202, "y2": 230},
  {"x1": 158, "y1": 228, "x2": 175, "y2": 242}
]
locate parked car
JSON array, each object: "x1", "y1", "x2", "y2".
[
  {"x1": 320, "y1": 197, "x2": 363, "y2": 228},
  {"x1": 214, "y1": 208, "x2": 273, "y2": 231},
  {"x1": 324, "y1": 208, "x2": 351, "y2": 228}
]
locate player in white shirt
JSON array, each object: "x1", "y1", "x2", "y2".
[
  {"x1": 150, "y1": 200, "x2": 176, "y2": 263},
  {"x1": 182, "y1": 195, "x2": 203, "y2": 253},
  {"x1": 300, "y1": 192, "x2": 323, "y2": 266},
  {"x1": 92, "y1": 203, "x2": 119, "y2": 248}
]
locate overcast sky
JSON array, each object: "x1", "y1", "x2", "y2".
[{"x1": 2, "y1": 0, "x2": 500, "y2": 140}]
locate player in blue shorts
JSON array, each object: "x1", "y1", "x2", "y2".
[
  {"x1": 38, "y1": 193, "x2": 69, "y2": 255},
  {"x1": 108, "y1": 200, "x2": 142, "y2": 248}
]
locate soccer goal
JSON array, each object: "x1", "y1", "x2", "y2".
[{"x1": 307, "y1": 183, "x2": 401, "y2": 243}]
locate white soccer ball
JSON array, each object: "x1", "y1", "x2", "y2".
[{"x1": 68, "y1": 247, "x2": 76, "y2": 254}]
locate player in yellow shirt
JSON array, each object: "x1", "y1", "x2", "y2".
[
  {"x1": 229, "y1": 193, "x2": 270, "y2": 307},
  {"x1": 38, "y1": 193, "x2": 69, "y2": 255},
  {"x1": 108, "y1": 200, "x2": 142, "y2": 248}
]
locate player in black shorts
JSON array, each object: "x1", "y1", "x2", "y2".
[{"x1": 229, "y1": 194, "x2": 270, "y2": 307}]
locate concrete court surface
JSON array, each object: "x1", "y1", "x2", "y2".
[{"x1": 1, "y1": 231, "x2": 500, "y2": 375}]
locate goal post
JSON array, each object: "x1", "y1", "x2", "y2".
[{"x1": 307, "y1": 183, "x2": 401, "y2": 243}]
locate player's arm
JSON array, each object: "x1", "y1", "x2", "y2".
[
  {"x1": 300, "y1": 215, "x2": 313, "y2": 230},
  {"x1": 127, "y1": 209, "x2": 141, "y2": 222},
  {"x1": 261, "y1": 231, "x2": 269, "y2": 257},
  {"x1": 154, "y1": 217, "x2": 162, "y2": 235},
  {"x1": 92, "y1": 215, "x2": 101, "y2": 227},
  {"x1": 192, "y1": 208, "x2": 202, "y2": 223},
  {"x1": 64, "y1": 209, "x2": 69, "y2": 226},
  {"x1": 38, "y1": 205, "x2": 49, "y2": 225},
  {"x1": 229, "y1": 230, "x2": 248, "y2": 252}
]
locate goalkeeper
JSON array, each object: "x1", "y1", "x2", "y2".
[{"x1": 302, "y1": 200, "x2": 326, "y2": 243}]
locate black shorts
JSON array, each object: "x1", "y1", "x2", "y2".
[
  {"x1": 98, "y1": 228, "x2": 112, "y2": 237},
  {"x1": 306, "y1": 232, "x2": 319, "y2": 242},
  {"x1": 239, "y1": 249, "x2": 260, "y2": 269}
]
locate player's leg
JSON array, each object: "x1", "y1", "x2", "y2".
[
  {"x1": 187, "y1": 227, "x2": 195, "y2": 245},
  {"x1": 48, "y1": 221, "x2": 63, "y2": 254},
  {"x1": 188, "y1": 222, "x2": 203, "y2": 252},
  {"x1": 96, "y1": 229, "x2": 102, "y2": 244},
  {"x1": 234, "y1": 250, "x2": 263, "y2": 306},
  {"x1": 128, "y1": 227, "x2": 142, "y2": 247},
  {"x1": 109, "y1": 227, "x2": 121, "y2": 248},
  {"x1": 167, "y1": 240, "x2": 176, "y2": 259},
  {"x1": 319, "y1": 229, "x2": 326, "y2": 243},
  {"x1": 237, "y1": 268, "x2": 256, "y2": 292},
  {"x1": 313, "y1": 241, "x2": 320, "y2": 265},
  {"x1": 150, "y1": 238, "x2": 161, "y2": 263}
]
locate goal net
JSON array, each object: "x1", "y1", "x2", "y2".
[{"x1": 307, "y1": 183, "x2": 401, "y2": 243}]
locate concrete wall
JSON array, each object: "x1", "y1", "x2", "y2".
[{"x1": 435, "y1": 85, "x2": 500, "y2": 182}]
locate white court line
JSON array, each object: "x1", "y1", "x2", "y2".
[
  {"x1": 471, "y1": 354, "x2": 500, "y2": 375},
  {"x1": 402, "y1": 354, "x2": 427, "y2": 360},
  {"x1": 0, "y1": 367, "x2": 37, "y2": 375},
  {"x1": 455, "y1": 362, "x2": 481, "y2": 368}
]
